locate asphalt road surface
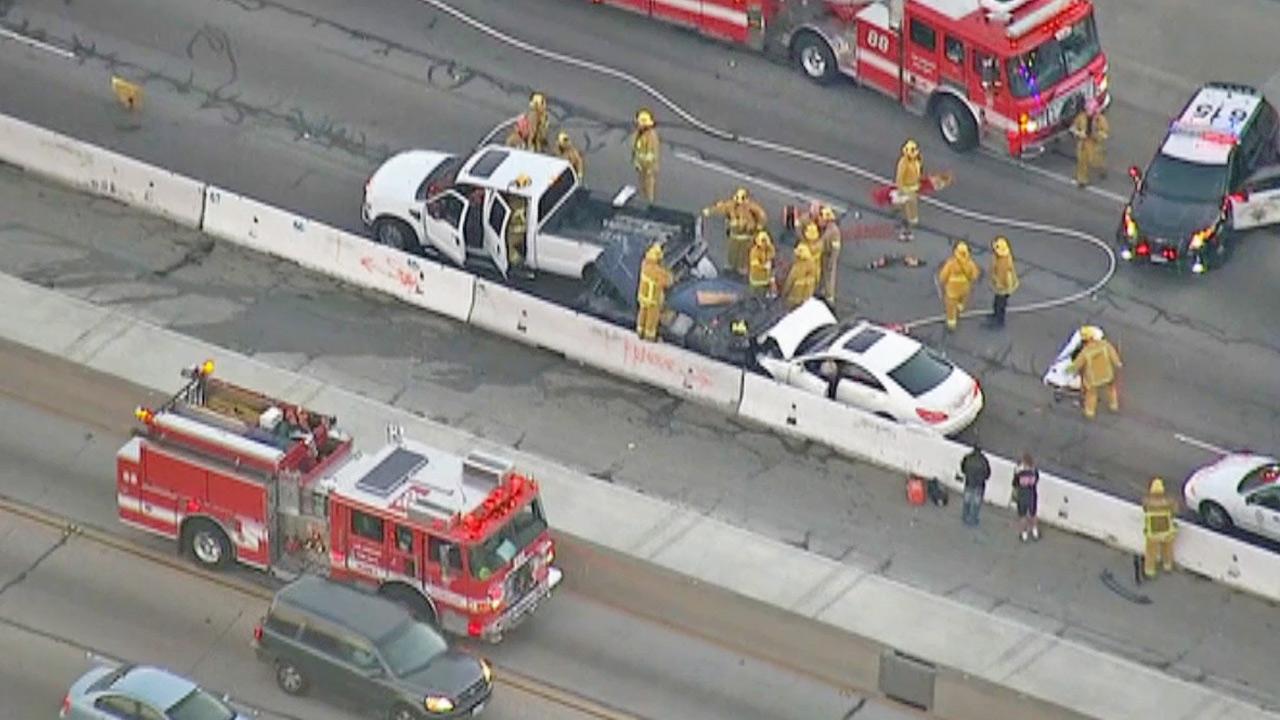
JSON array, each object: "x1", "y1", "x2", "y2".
[
  {"x1": 0, "y1": 298, "x2": 1276, "y2": 714},
  {"x1": 2, "y1": 0, "x2": 1278, "y2": 504}
]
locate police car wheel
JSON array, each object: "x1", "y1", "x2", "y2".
[{"x1": 1199, "y1": 501, "x2": 1233, "y2": 531}]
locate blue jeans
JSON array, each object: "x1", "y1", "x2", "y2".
[{"x1": 963, "y1": 487, "x2": 983, "y2": 526}]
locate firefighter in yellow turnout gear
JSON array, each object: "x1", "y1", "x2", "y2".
[
  {"x1": 1142, "y1": 477, "x2": 1178, "y2": 578},
  {"x1": 556, "y1": 132, "x2": 585, "y2": 182},
  {"x1": 636, "y1": 242, "x2": 673, "y2": 341},
  {"x1": 782, "y1": 243, "x2": 819, "y2": 309},
  {"x1": 704, "y1": 188, "x2": 768, "y2": 276},
  {"x1": 1072, "y1": 104, "x2": 1110, "y2": 187},
  {"x1": 816, "y1": 206, "x2": 842, "y2": 303},
  {"x1": 895, "y1": 139, "x2": 924, "y2": 240},
  {"x1": 1068, "y1": 325, "x2": 1122, "y2": 419},
  {"x1": 527, "y1": 92, "x2": 551, "y2": 153},
  {"x1": 632, "y1": 109, "x2": 660, "y2": 202},
  {"x1": 747, "y1": 230, "x2": 776, "y2": 296},
  {"x1": 936, "y1": 241, "x2": 980, "y2": 331}
]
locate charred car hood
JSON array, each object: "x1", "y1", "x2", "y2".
[{"x1": 1129, "y1": 191, "x2": 1220, "y2": 242}]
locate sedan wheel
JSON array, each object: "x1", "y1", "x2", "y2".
[{"x1": 1199, "y1": 501, "x2": 1234, "y2": 531}]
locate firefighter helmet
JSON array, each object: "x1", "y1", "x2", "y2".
[
  {"x1": 636, "y1": 109, "x2": 655, "y2": 129},
  {"x1": 645, "y1": 242, "x2": 663, "y2": 261},
  {"x1": 557, "y1": 131, "x2": 571, "y2": 147},
  {"x1": 1080, "y1": 325, "x2": 1102, "y2": 342},
  {"x1": 803, "y1": 223, "x2": 820, "y2": 242},
  {"x1": 733, "y1": 187, "x2": 749, "y2": 203},
  {"x1": 755, "y1": 230, "x2": 771, "y2": 245},
  {"x1": 819, "y1": 206, "x2": 836, "y2": 222},
  {"x1": 1149, "y1": 477, "x2": 1165, "y2": 495},
  {"x1": 954, "y1": 241, "x2": 970, "y2": 258},
  {"x1": 530, "y1": 92, "x2": 546, "y2": 110},
  {"x1": 511, "y1": 173, "x2": 532, "y2": 189},
  {"x1": 902, "y1": 139, "x2": 920, "y2": 157},
  {"x1": 993, "y1": 236, "x2": 1011, "y2": 257}
]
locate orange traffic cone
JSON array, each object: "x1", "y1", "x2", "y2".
[{"x1": 111, "y1": 76, "x2": 142, "y2": 111}]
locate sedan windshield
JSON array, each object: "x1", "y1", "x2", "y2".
[
  {"x1": 378, "y1": 620, "x2": 448, "y2": 677},
  {"x1": 888, "y1": 348, "x2": 954, "y2": 397},
  {"x1": 1005, "y1": 15, "x2": 1102, "y2": 98},
  {"x1": 1142, "y1": 155, "x2": 1229, "y2": 203},
  {"x1": 167, "y1": 688, "x2": 236, "y2": 720}
]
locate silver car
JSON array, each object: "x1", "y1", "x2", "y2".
[{"x1": 61, "y1": 663, "x2": 244, "y2": 720}]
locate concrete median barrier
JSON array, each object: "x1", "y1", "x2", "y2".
[
  {"x1": 467, "y1": 277, "x2": 587, "y2": 352},
  {"x1": 201, "y1": 186, "x2": 342, "y2": 275},
  {"x1": 575, "y1": 322, "x2": 743, "y2": 410},
  {"x1": 330, "y1": 232, "x2": 475, "y2": 323},
  {"x1": 0, "y1": 114, "x2": 205, "y2": 227}
]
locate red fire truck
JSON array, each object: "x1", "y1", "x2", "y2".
[
  {"x1": 116, "y1": 361, "x2": 562, "y2": 641},
  {"x1": 588, "y1": 0, "x2": 1109, "y2": 157}
]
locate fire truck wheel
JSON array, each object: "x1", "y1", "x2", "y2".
[
  {"x1": 792, "y1": 32, "x2": 837, "y2": 85},
  {"x1": 934, "y1": 97, "x2": 978, "y2": 152},
  {"x1": 380, "y1": 584, "x2": 438, "y2": 627},
  {"x1": 275, "y1": 659, "x2": 309, "y2": 696},
  {"x1": 183, "y1": 519, "x2": 232, "y2": 570}
]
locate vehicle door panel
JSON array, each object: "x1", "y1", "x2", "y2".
[
  {"x1": 295, "y1": 625, "x2": 356, "y2": 701},
  {"x1": 1247, "y1": 488, "x2": 1280, "y2": 540},
  {"x1": 939, "y1": 34, "x2": 966, "y2": 92},
  {"x1": 1230, "y1": 173, "x2": 1280, "y2": 230},
  {"x1": 793, "y1": 357, "x2": 837, "y2": 398},
  {"x1": 386, "y1": 523, "x2": 419, "y2": 583},
  {"x1": 483, "y1": 191, "x2": 511, "y2": 277},
  {"x1": 834, "y1": 363, "x2": 892, "y2": 416},
  {"x1": 903, "y1": 17, "x2": 940, "y2": 110},
  {"x1": 423, "y1": 189, "x2": 470, "y2": 266}
]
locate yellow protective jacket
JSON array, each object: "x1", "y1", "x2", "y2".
[
  {"x1": 991, "y1": 255, "x2": 1019, "y2": 295},
  {"x1": 632, "y1": 128, "x2": 660, "y2": 172},
  {"x1": 1072, "y1": 112, "x2": 1109, "y2": 145},
  {"x1": 558, "y1": 144, "x2": 585, "y2": 180},
  {"x1": 748, "y1": 240, "x2": 776, "y2": 288},
  {"x1": 1070, "y1": 338, "x2": 1122, "y2": 388},
  {"x1": 637, "y1": 259, "x2": 673, "y2": 308},
  {"x1": 820, "y1": 222, "x2": 842, "y2": 257},
  {"x1": 896, "y1": 155, "x2": 923, "y2": 192},
  {"x1": 1142, "y1": 493, "x2": 1177, "y2": 540},
  {"x1": 783, "y1": 254, "x2": 819, "y2": 305},
  {"x1": 706, "y1": 198, "x2": 767, "y2": 237},
  {"x1": 528, "y1": 108, "x2": 550, "y2": 151},
  {"x1": 505, "y1": 126, "x2": 530, "y2": 150},
  {"x1": 937, "y1": 255, "x2": 980, "y2": 299}
]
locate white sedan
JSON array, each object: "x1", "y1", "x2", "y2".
[
  {"x1": 1183, "y1": 453, "x2": 1280, "y2": 540},
  {"x1": 755, "y1": 299, "x2": 983, "y2": 435}
]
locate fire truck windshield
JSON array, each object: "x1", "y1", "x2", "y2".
[
  {"x1": 468, "y1": 498, "x2": 548, "y2": 580},
  {"x1": 1005, "y1": 15, "x2": 1101, "y2": 98},
  {"x1": 377, "y1": 619, "x2": 448, "y2": 677}
]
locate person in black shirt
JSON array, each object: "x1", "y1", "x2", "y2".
[
  {"x1": 960, "y1": 445, "x2": 990, "y2": 527},
  {"x1": 1013, "y1": 453, "x2": 1041, "y2": 542}
]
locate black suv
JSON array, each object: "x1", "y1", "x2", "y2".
[
  {"x1": 1118, "y1": 82, "x2": 1280, "y2": 273},
  {"x1": 253, "y1": 576, "x2": 492, "y2": 719}
]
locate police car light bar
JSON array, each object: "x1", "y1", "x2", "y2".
[
  {"x1": 1168, "y1": 121, "x2": 1239, "y2": 145},
  {"x1": 1006, "y1": 0, "x2": 1075, "y2": 39}
]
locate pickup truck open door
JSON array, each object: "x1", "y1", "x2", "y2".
[
  {"x1": 423, "y1": 189, "x2": 471, "y2": 266},
  {"x1": 1230, "y1": 167, "x2": 1280, "y2": 231},
  {"x1": 483, "y1": 191, "x2": 512, "y2": 277}
]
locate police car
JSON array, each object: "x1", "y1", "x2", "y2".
[{"x1": 1118, "y1": 83, "x2": 1280, "y2": 273}]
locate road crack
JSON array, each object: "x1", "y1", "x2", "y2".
[{"x1": 0, "y1": 525, "x2": 76, "y2": 597}]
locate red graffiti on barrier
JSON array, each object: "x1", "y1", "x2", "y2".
[
  {"x1": 360, "y1": 255, "x2": 423, "y2": 295},
  {"x1": 623, "y1": 337, "x2": 714, "y2": 390}
]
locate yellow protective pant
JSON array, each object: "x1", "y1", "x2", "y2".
[
  {"x1": 1081, "y1": 382, "x2": 1119, "y2": 418},
  {"x1": 821, "y1": 247, "x2": 840, "y2": 302},
  {"x1": 1144, "y1": 536, "x2": 1175, "y2": 577},
  {"x1": 943, "y1": 294, "x2": 968, "y2": 330},
  {"x1": 727, "y1": 232, "x2": 752, "y2": 275},
  {"x1": 1076, "y1": 140, "x2": 1105, "y2": 186},
  {"x1": 636, "y1": 304, "x2": 661, "y2": 340},
  {"x1": 637, "y1": 167, "x2": 657, "y2": 202},
  {"x1": 899, "y1": 192, "x2": 919, "y2": 226}
]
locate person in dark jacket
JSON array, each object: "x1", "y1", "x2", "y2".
[
  {"x1": 960, "y1": 445, "x2": 991, "y2": 526},
  {"x1": 1013, "y1": 453, "x2": 1041, "y2": 542}
]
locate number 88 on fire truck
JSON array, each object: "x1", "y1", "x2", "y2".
[{"x1": 116, "y1": 361, "x2": 561, "y2": 642}]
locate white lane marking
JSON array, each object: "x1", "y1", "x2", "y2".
[
  {"x1": 1174, "y1": 433, "x2": 1229, "y2": 455},
  {"x1": 990, "y1": 150, "x2": 1129, "y2": 204},
  {"x1": 0, "y1": 26, "x2": 75, "y2": 60},
  {"x1": 420, "y1": 0, "x2": 1116, "y2": 331},
  {"x1": 674, "y1": 150, "x2": 850, "y2": 215}
]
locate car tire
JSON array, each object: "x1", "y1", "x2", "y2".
[
  {"x1": 935, "y1": 97, "x2": 979, "y2": 152},
  {"x1": 275, "y1": 659, "x2": 309, "y2": 696},
  {"x1": 380, "y1": 584, "x2": 439, "y2": 627},
  {"x1": 373, "y1": 217, "x2": 417, "y2": 252},
  {"x1": 183, "y1": 519, "x2": 232, "y2": 571},
  {"x1": 1199, "y1": 501, "x2": 1234, "y2": 531},
  {"x1": 1207, "y1": 232, "x2": 1235, "y2": 269},
  {"x1": 792, "y1": 32, "x2": 838, "y2": 85},
  {"x1": 388, "y1": 703, "x2": 422, "y2": 720}
]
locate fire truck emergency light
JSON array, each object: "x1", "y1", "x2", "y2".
[
  {"x1": 200, "y1": 359, "x2": 215, "y2": 376},
  {"x1": 134, "y1": 407, "x2": 154, "y2": 424}
]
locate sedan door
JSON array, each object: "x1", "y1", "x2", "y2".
[
  {"x1": 423, "y1": 190, "x2": 471, "y2": 266},
  {"x1": 793, "y1": 358, "x2": 839, "y2": 399},
  {"x1": 1244, "y1": 487, "x2": 1280, "y2": 541},
  {"x1": 1229, "y1": 167, "x2": 1280, "y2": 230},
  {"x1": 834, "y1": 362, "x2": 895, "y2": 419}
]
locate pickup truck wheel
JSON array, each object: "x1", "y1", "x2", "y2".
[
  {"x1": 935, "y1": 97, "x2": 978, "y2": 152},
  {"x1": 275, "y1": 660, "x2": 309, "y2": 696},
  {"x1": 184, "y1": 519, "x2": 231, "y2": 570},
  {"x1": 373, "y1": 217, "x2": 415, "y2": 252},
  {"x1": 793, "y1": 32, "x2": 837, "y2": 84}
]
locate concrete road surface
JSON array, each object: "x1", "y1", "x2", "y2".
[
  {"x1": 0, "y1": 322, "x2": 1275, "y2": 714},
  {"x1": 0, "y1": 0, "x2": 1277, "y2": 507}
]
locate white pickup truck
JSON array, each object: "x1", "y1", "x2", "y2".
[{"x1": 361, "y1": 144, "x2": 706, "y2": 280}]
